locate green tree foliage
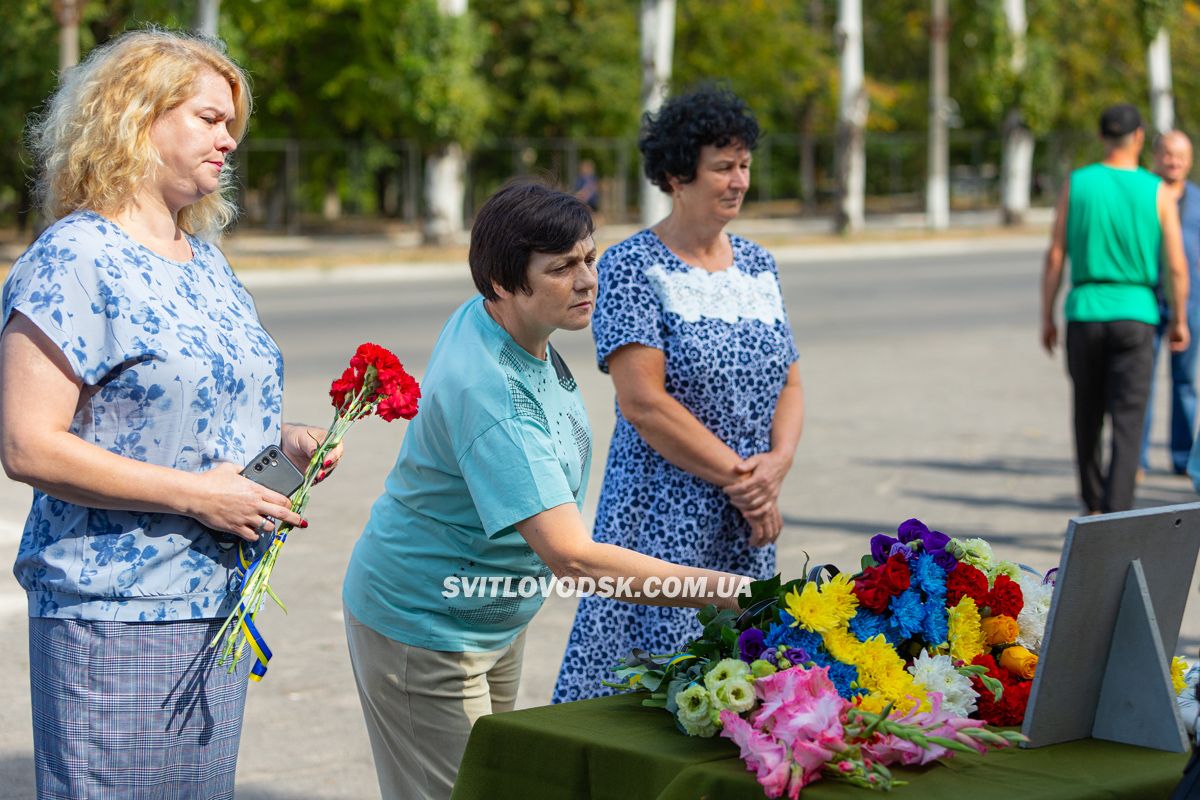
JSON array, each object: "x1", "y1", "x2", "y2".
[
  {"x1": 1139, "y1": 0, "x2": 1183, "y2": 42},
  {"x1": 11, "y1": 0, "x2": 1200, "y2": 224},
  {"x1": 0, "y1": 0, "x2": 186, "y2": 224},
  {"x1": 1169, "y1": 2, "x2": 1200, "y2": 136},
  {"x1": 672, "y1": 0, "x2": 834, "y2": 136},
  {"x1": 222, "y1": 0, "x2": 487, "y2": 149},
  {"x1": 860, "y1": 1, "x2": 928, "y2": 133},
  {"x1": 473, "y1": 0, "x2": 639, "y2": 139},
  {"x1": 949, "y1": 0, "x2": 1061, "y2": 135}
]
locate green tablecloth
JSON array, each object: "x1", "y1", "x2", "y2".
[{"x1": 451, "y1": 693, "x2": 1191, "y2": 800}]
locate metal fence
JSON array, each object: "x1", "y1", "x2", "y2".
[{"x1": 1, "y1": 130, "x2": 1104, "y2": 234}]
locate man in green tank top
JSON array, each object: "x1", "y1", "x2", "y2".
[{"x1": 1041, "y1": 103, "x2": 1190, "y2": 514}]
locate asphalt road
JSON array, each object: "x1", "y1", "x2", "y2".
[{"x1": 0, "y1": 237, "x2": 1197, "y2": 798}]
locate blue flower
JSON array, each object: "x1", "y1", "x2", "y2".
[
  {"x1": 921, "y1": 597, "x2": 950, "y2": 646},
  {"x1": 849, "y1": 608, "x2": 890, "y2": 641},
  {"x1": 827, "y1": 661, "x2": 862, "y2": 698},
  {"x1": 90, "y1": 281, "x2": 129, "y2": 319},
  {"x1": 910, "y1": 552, "x2": 947, "y2": 597},
  {"x1": 889, "y1": 589, "x2": 925, "y2": 640}
]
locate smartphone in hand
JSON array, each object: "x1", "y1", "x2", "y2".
[{"x1": 241, "y1": 444, "x2": 304, "y2": 498}]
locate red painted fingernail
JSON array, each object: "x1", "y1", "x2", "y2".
[
  {"x1": 323, "y1": 459, "x2": 334, "y2": 468},
  {"x1": 300, "y1": 519, "x2": 309, "y2": 529},
  {"x1": 317, "y1": 470, "x2": 326, "y2": 481}
]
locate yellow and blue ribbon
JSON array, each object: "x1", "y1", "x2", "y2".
[{"x1": 232, "y1": 533, "x2": 287, "y2": 681}]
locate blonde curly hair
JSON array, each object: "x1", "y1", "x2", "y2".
[{"x1": 30, "y1": 28, "x2": 252, "y2": 238}]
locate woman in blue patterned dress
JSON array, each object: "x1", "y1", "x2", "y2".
[
  {"x1": 553, "y1": 87, "x2": 805, "y2": 703},
  {"x1": 0, "y1": 31, "x2": 338, "y2": 799}
]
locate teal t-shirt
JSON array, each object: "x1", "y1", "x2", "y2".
[
  {"x1": 342, "y1": 296, "x2": 592, "y2": 652},
  {"x1": 1064, "y1": 163, "x2": 1162, "y2": 324}
]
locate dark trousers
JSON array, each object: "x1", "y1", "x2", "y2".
[{"x1": 1066, "y1": 320, "x2": 1156, "y2": 513}]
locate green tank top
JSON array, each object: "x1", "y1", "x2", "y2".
[{"x1": 1064, "y1": 163, "x2": 1162, "y2": 324}]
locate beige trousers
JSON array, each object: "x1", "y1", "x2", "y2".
[{"x1": 344, "y1": 608, "x2": 526, "y2": 800}]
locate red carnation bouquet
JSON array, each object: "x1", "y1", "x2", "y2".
[{"x1": 213, "y1": 343, "x2": 420, "y2": 680}]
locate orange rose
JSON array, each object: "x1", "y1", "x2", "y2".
[
  {"x1": 1000, "y1": 645, "x2": 1038, "y2": 680},
  {"x1": 980, "y1": 614, "x2": 1020, "y2": 646}
]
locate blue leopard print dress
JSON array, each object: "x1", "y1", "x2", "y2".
[{"x1": 552, "y1": 229, "x2": 798, "y2": 703}]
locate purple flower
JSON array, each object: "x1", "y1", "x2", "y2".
[
  {"x1": 892, "y1": 518, "x2": 955, "y2": 568},
  {"x1": 922, "y1": 528, "x2": 950, "y2": 552},
  {"x1": 870, "y1": 533, "x2": 897, "y2": 565},
  {"x1": 738, "y1": 628, "x2": 767, "y2": 663},
  {"x1": 896, "y1": 518, "x2": 930, "y2": 544},
  {"x1": 784, "y1": 647, "x2": 810, "y2": 665},
  {"x1": 931, "y1": 548, "x2": 958, "y2": 571}
]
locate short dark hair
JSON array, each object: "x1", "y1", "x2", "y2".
[
  {"x1": 1099, "y1": 103, "x2": 1143, "y2": 141},
  {"x1": 469, "y1": 180, "x2": 595, "y2": 300},
  {"x1": 639, "y1": 86, "x2": 760, "y2": 194}
]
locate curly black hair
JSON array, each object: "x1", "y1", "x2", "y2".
[{"x1": 639, "y1": 86, "x2": 760, "y2": 194}]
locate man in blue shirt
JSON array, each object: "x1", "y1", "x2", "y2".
[{"x1": 1142, "y1": 130, "x2": 1200, "y2": 475}]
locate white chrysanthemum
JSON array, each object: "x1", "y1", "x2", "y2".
[
  {"x1": 1016, "y1": 572, "x2": 1054, "y2": 652},
  {"x1": 907, "y1": 650, "x2": 978, "y2": 718}
]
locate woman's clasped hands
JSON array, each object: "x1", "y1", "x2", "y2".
[{"x1": 725, "y1": 450, "x2": 792, "y2": 547}]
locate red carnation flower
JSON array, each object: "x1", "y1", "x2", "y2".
[
  {"x1": 328, "y1": 342, "x2": 420, "y2": 421},
  {"x1": 377, "y1": 370, "x2": 422, "y2": 421},
  {"x1": 974, "y1": 676, "x2": 1031, "y2": 726},
  {"x1": 987, "y1": 574, "x2": 1024, "y2": 618},
  {"x1": 879, "y1": 554, "x2": 911, "y2": 595},
  {"x1": 853, "y1": 574, "x2": 891, "y2": 614},
  {"x1": 946, "y1": 562, "x2": 990, "y2": 607}
]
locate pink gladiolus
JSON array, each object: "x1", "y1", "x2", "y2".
[
  {"x1": 791, "y1": 737, "x2": 839, "y2": 783},
  {"x1": 768, "y1": 690, "x2": 847, "y2": 747},
  {"x1": 753, "y1": 667, "x2": 842, "y2": 727},
  {"x1": 720, "y1": 710, "x2": 794, "y2": 798},
  {"x1": 863, "y1": 691, "x2": 992, "y2": 766},
  {"x1": 863, "y1": 733, "x2": 941, "y2": 766}
]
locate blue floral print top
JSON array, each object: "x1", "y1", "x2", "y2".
[{"x1": 1, "y1": 211, "x2": 284, "y2": 621}]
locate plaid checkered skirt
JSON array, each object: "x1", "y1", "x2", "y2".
[{"x1": 29, "y1": 617, "x2": 251, "y2": 800}]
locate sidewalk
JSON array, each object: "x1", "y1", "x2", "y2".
[
  {"x1": 219, "y1": 207, "x2": 1054, "y2": 270},
  {"x1": 0, "y1": 207, "x2": 1054, "y2": 279}
]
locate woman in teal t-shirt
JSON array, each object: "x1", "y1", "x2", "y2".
[{"x1": 342, "y1": 181, "x2": 750, "y2": 800}]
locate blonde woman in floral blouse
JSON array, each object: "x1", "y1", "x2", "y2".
[{"x1": 0, "y1": 30, "x2": 338, "y2": 799}]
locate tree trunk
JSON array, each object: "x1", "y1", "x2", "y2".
[
  {"x1": 1147, "y1": 28, "x2": 1174, "y2": 133},
  {"x1": 423, "y1": 144, "x2": 465, "y2": 245},
  {"x1": 422, "y1": 0, "x2": 468, "y2": 243},
  {"x1": 799, "y1": 100, "x2": 817, "y2": 213},
  {"x1": 195, "y1": 0, "x2": 220, "y2": 38},
  {"x1": 1000, "y1": 0, "x2": 1033, "y2": 225},
  {"x1": 639, "y1": 0, "x2": 675, "y2": 227},
  {"x1": 926, "y1": 0, "x2": 950, "y2": 231},
  {"x1": 53, "y1": 0, "x2": 83, "y2": 74},
  {"x1": 1001, "y1": 113, "x2": 1034, "y2": 225},
  {"x1": 834, "y1": 0, "x2": 865, "y2": 233}
]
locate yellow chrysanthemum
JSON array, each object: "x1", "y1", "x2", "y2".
[
  {"x1": 856, "y1": 694, "x2": 890, "y2": 715},
  {"x1": 785, "y1": 574, "x2": 859, "y2": 633},
  {"x1": 1173, "y1": 656, "x2": 1189, "y2": 695},
  {"x1": 947, "y1": 596, "x2": 985, "y2": 663}
]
